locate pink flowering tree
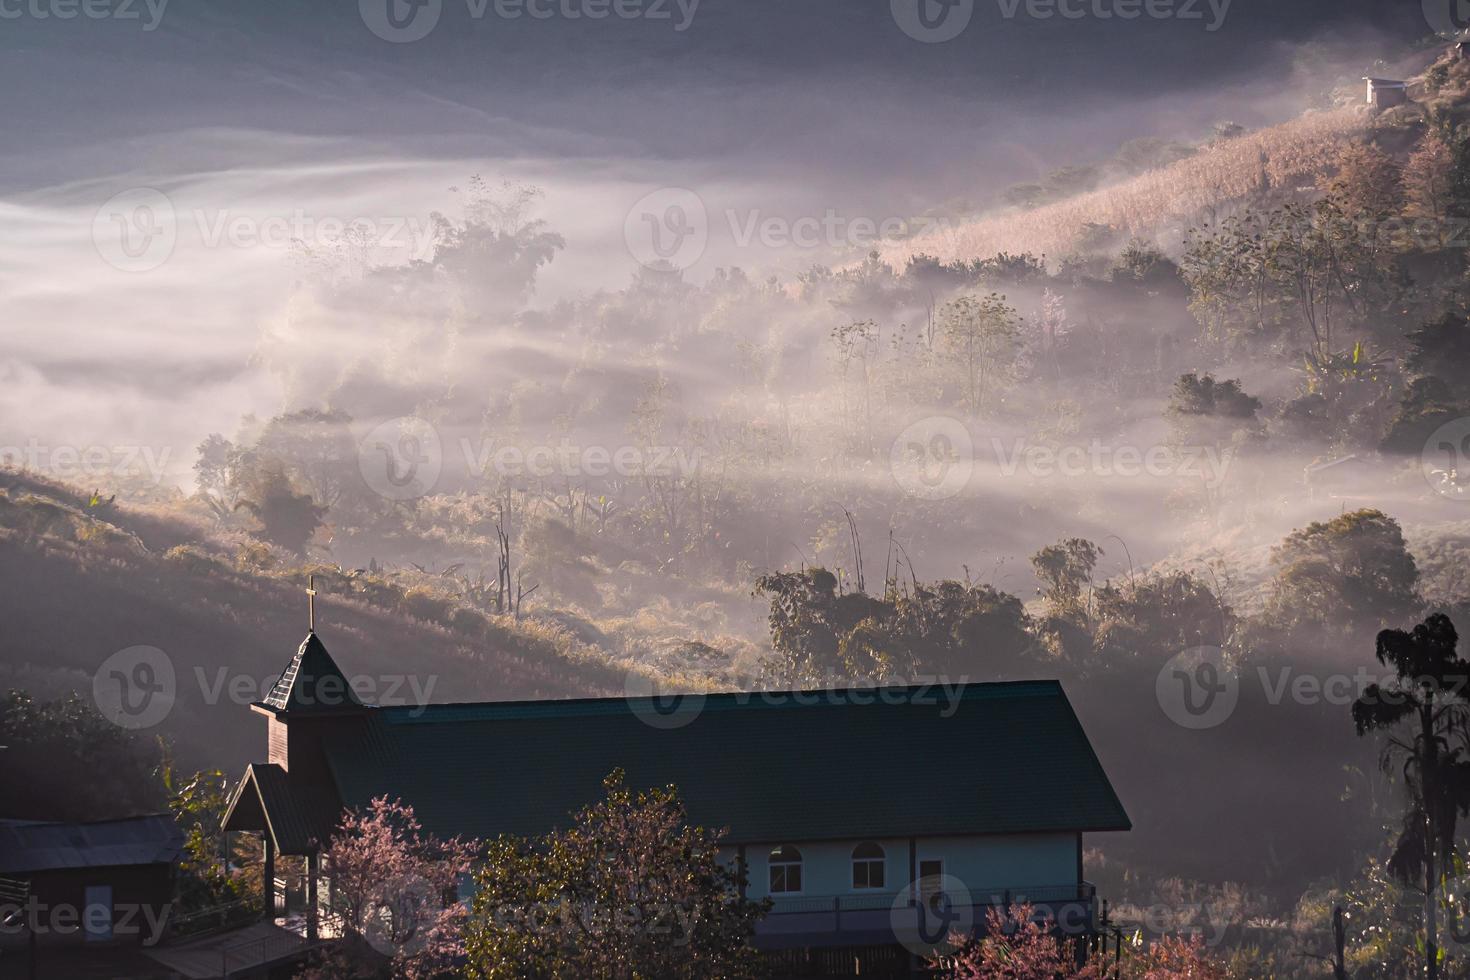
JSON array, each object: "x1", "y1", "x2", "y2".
[
  {"x1": 934, "y1": 906, "x2": 1230, "y2": 980},
  {"x1": 1128, "y1": 935, "x2": 1229, "y2": 979},
  {"x1": 298, "y1": 797, "x2": 477, "y2": 980},
  {"x1": 932, "y1": 904, "x2": 1101, "y2": 980}
]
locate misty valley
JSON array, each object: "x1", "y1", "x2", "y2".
[{"x1": 7, "y1": 3, "x2": 1470, "y2": 978}]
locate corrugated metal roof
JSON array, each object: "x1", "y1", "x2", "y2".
[
  {"x1": 322, "y1": 680, "x2": 1130, "y2": 845},
  {"x1": 227, "y1": 635, "x2": 1130, "y2": 854},
  {"x1": 0, "y1": 814, "x2": 183, "y2": 873},
  {"x1": 222, "y1": 763, "x2": 344, "y2": 855}
]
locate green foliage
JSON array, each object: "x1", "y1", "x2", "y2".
[
  {"x1": 1165, "y1": 373, "x2": 1263, "y2": 449},
  {"x1": 463, "y1": 770, "x2": 768, "y2": 980},
  {"x1": 430, "y1": 174, "x2": 566, "y2": 314},
  {"x1": 1093, "y1": 571, "x2": 1235, "y2": 666},
  {"x1": 0, "y1": 690, "x2": 165, "y2": 821},
  {"x1": 1030, "y1": 538, "x2": 1103, "y2": 619},
  {"x1": 1336, "y1": 857, "x2": 1469, "y2": 978},
  {"x1": 1327, "y1": 142, "x2": 1404, "y2": 223},
  {"x1": 1276, "y1": 392, "x2": 1335, "y2": 447},
  {"x1": 1182, "y1": 197, "x2": 1402, "y2": 374},
  {"x1": 1408, "y1": 312, "x2": 1470, "y2": 401},
  {"x1": 1267, "y1": 510, "x2": 1421, "y2": 639},
  {"x1": 1352, "y1": 615, "x2": 1470, "y2": 980},
  {"x1": 254, "y1": 408, "x2": 359, "y2": 510},
  {"x1": 1382, "y1": 375, "x2": 1465, "y2": 455},
  {"x1": 1110, "y1": 239, "x2": 1182, "y2": 288},
  {"x1": 938, "y1": 291, "x2": 1021, "y2": 415},
  {"x1": 160, "y1": 760, "x2": 258, "y2": 912},
  {"x1": 972, "y1": 252, "x2": 1049, "y2": 285},
  {"x1": 754, "y1": 568, "x2": 1036, "y2": 683},
  {"x1": 234, "y1": 461, "x2": 327, "y2": 556},
  {"x1": 753, "y1": 568, "x2": 885, "y2": 682}
]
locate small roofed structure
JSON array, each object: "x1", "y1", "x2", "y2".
[
  {"x1": 0, "y1": 816, "x2": 182, "y2": 872},
  {"x1": 1364, "y1": 77, "x2": 1409, "y2": 109},
  {"x1": 0, "y1": 814, "x2": 182, "y2": 947}
]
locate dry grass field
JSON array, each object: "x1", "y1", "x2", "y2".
[{"x1": 881, "y1": 106, "x2": 1373, "y2": 267}]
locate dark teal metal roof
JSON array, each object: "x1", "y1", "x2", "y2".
[
  {"x1": 223, "y1": 763, "x2": 345, "y2": 854},
  {"x1": 0, "y1": 815, "x2": 183, "y2": 873},
  {"x1": 320, "y1": 681, "x2": 1129, "y2": 846}
]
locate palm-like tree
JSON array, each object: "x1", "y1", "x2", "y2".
[{"x1": 1353, "y1": 614, "x2": 1470, "y2": 980}]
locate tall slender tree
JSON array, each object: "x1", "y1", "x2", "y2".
[{"x1": 1352, "y1": 614, "x2": 1470, "y2": 980}]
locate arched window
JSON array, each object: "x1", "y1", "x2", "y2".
[
  {"x1": 769, "y1": 845, "x2": 803, "y2": 894},
  {"x1": 851, "y1": 842, "x2": 885, "y2": 889}
]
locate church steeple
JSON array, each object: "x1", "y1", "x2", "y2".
[
  {"x1": 253, "y1": 577, "x2": 362, "y2": 715},
  {"x1": 255, "y1": 631, "x2": 362, "y2": 714}
]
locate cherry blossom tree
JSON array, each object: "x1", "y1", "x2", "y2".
[
  {"x1": 298, "y1": 797, "x2": 477, "y2": 980},
  {"x1": 931, "y1": 905, "x2": 1227, "y2": 980},
  {"x1": 1129, "y1": 935, "x2": 1229, "y2": 980},
  {"x1": 932, "y1": 904, "x2": 1100, "y2": 980}
]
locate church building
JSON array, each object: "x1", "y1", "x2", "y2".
[{"x1": 222, "y1": 628, "x2": 1130, "y2": 970}]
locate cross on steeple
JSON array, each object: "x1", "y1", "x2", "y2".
[{"x1": 307, "y1": 574, "x2": 317, "y2": 633}]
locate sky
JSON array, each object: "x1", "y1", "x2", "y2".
[{"x1": 0, "y1": 0, "x2": 1439, "y2": 484}]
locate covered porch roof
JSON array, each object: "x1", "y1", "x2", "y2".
[{"x1": 221, "y1": 763, "x2": 342, "y2": 856}]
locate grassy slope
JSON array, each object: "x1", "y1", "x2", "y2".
[
  {"x1": 0, "y1": 470, "x2": 628, "y2": 772},
  {"x1": 881, "y1": 106, "x2": 1371, "y2": 268},
  {"x1": 881, "y1": 41, "x2": 1470, "y2": 270}
]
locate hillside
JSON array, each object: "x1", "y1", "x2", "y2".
[
  {"x1": 0, "y1": 470, "x2": 629, "y2": 771},
  {"x1": 881, "y1": 45, "x2": 1470, "y2": 268},
  {"x1": 882, "y1": 108, "x2": 1368, "y2": 266}
]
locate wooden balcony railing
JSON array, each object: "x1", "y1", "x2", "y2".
[{"x1": 766, "y1": 881, "x2": 1097, "y2": 917}]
